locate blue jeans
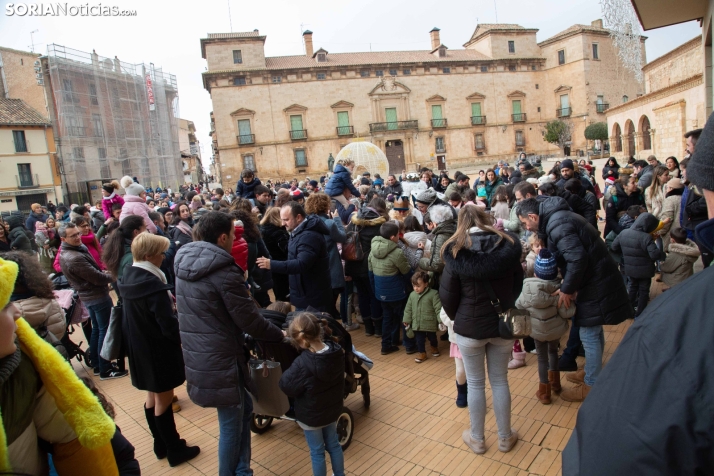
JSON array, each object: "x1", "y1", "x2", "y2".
[
  {"x1": 579, "y1": 326, "x2": 605, "y2": 387},
  {"x1": 85, "y1": 296, "x2": 113, "y2": 374},
  {"x1": 217, "y1": 389, "x2": 253, "y2": 476},
  {"x1": 380, "y1": 300, "x2": 404, "y2": 349},
  {"x1": 456, "y1": 334, "x2": 513, "y2": 440},
  {"x1": 560, "y1": 323, "x2": 581, "y2": 362},
  {"x1": 303, "y1": 422, "x2": 345, "y2": 476}
]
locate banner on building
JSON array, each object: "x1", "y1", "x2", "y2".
[{"x1": 145, "y1": 73, "x2": 155, "y2": 111}]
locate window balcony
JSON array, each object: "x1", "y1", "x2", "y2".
[
  {"x1": 336, "y1": 125, "x2": 354, "y2": 136},
  {"x1": 16, "y1": 174, "x2": 40, "y2": 189},
  {"x1": 431, "y1": 118, "x2": 447, "y2": 128},
  {"x1": 471, "y1": 116, "x2": 487, "y2": 126},
  {"x1": 512, "y1": 113, "x2": 527, "y2": 123},
  {"x1": 290, "y1": 130, "x2": 308, "y2": 140},
  {"x1": 596, "y1": 103, "x2": 610, "y2": 113},
  {"x1": 237, "y1": 134, "x2": 255, "y2": 145},
  {"x1": 369, "y1": 120, "x2": 418, "y2": 133},
  {"x1": 556, "y1": 107, "x2": 572, "y2": 118}
]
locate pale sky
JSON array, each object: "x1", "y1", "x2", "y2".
[{"x1": 0, "y1": 0, "x2": 701, "y2": 167}]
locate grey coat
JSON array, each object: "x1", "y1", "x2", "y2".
[
  {"x1": 515, "y1": 278, "x2": 575, "y2": 341},
  {"x1": 317, "y1": 213, "x2": 346, "y2": 289},
  {"x1": 174, "y1": 241, "x2": 284, "y2": 408},
  {"x1": 660, "y1": 240, "x2": 700, "y2": 287}
]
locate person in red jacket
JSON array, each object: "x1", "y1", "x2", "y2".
[{"x1": 230, "y1": 220, "x2": 248, "y2": 274}]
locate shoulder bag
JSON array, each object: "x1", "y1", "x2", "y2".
[
  {"x1": 100, "y1": 300, "x2": 123, "y2": 361},
  {"x1": 341, "y1": 226, "x2": 363, "y2": 261},
  {"x1": 483, "y1": 281, "x2": 531, "y2": 339}
]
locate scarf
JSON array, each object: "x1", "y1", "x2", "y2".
[
  {"x1": 102, "y1": 191, "x2": 116, "y2": 200},
  {"x1": 132, "y1": 261, "x2": 173, "y2": 301},
  {"x1": 176, "y1": 220, "x2": 192, "y2": 237}
]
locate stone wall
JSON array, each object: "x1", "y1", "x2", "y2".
[
  {"x1": 0, "y1": 47, "x2": 47, "y2": 118},
  {"x1": 644, "y1": 38, "x2": 701, "y2": 94}
]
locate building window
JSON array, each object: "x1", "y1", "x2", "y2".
[
  {"x1": 12, "y1": 130, "x2": 28, "y2": 152},
  {"x1": 243, "y1": 154, "x2": 256, "y2": 171},
  {"x1": 99, "y1": 148, "x2": 110, "y2": 178},
  {"x1": 474, "y1": 133, "x2": 485, "y2": 150},
  {"x1": 317, "y1": 53, "x2": 326, "y2": 62},
  {"x1": 389, "y1": 69, "x2": 397, "y2": 76},
  {"x1": 508, "y1": 65, "x2": 516, "y2": 71},
  {"x1": 480, "y1": 65, "x2": 488, "y2": 72},
  {"x1": 92, "y1": 114, "x2": 103, "y2": 137},
  {"x1": 515, "y1": 130, "x2": 525, "y2": 147},
  {"x1": 442, "y1": 67, "x2": 451, "y2": 74},
  {"x1": 317, "y1": 73, "x2": 326, "y2": 80},
  {"x1": 272, "y1": 76, "x2": 282, "y2": 83},
  {"x1": 531, "y1": 65, "x2": 536, "y2": 71},
  {"x1": 294, "y1": 149, "x2": 307, "y2": 167},
  {"x1": 290, "y1": 115, "x2": 306, "y2": 139},
  {"x1": 622, "y1": 95, "x2": 629, "y2": 103},
  {"x1": 233, "y1": 77, "x2": 246, "y2": 86},
  {"x1": 336, "y1": 111, "x2": 351, "y2": 135},
  {"x1": 508, "y1": 41, "x2": 515, "y2": 53},
  {"x1": 558, "y1": 50, "x2": 565, "y2": 65},
  {"x1": 402, "y1": 69, "x2": 411, "y2": 75},
  {"x1": 62, "y1": 79, "x2": 77, "y2": 102},
  {"x1": 233, "y1": 50, "x2": 243, "y2": 64},
  {"x1": 435, "y1": 137, "x2": 445, "y2": 153},
  {"x1": 535, "y1": 84, "x2": 539, "y2": 89},
  {"x1": 17, "y1": 163, "x2": 33, "y2": 187},
  {"x1": 512, "y1": 100, "x2": 524, "y2": 121},
  {"x1": 89, "y1": 83, "x2": 98, "y2": 105},
  {"x1": 592, "y1": 43, "x2": 599, "y2": 60},
  {"x1": 66, "y1": 116, "x2": 85, "y2": 136},
  {"x1": 73, "y1": 147, "x2": 85, "y2": 159},
  {"x1": 238, "y1": 119, "x2": 253, "y2": 144},
  {"x1": 360, "y1": 70, "x2": 370, "y2": 77},
  {"x1": 438, "y1": 48, "x2": 446, "y2": 58},
  {"x1": 98, "y1": 147, "x2": 106, "y2": 159},
  {"x1": 376, "y1": 70, "x2": 384, "y2": 77}
]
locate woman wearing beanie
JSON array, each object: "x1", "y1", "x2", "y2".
[
  {"x1": 515, "y1": 249, "x2": 575, "y2": 405},
  {"x1": 119, "y1": 176, "x2": 157, "y2": 234},
  {"x1": 101, "y1": 180, "x2": 124, "y2": 221},
  {"x1": 0, "y1": 257, "x2": 123, "y2": 474}
]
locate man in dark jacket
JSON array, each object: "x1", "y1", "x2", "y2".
[
  {"x1": 25, "y1": 203, "x2": 47, "y2": 232},
  {"x1": 58, "y1": 222, "x2": 125, "y2": 380},
  {"x1": 562, "y1": 119, "x2": 714, "y2": 474},
  {"x1": 611, "y1": 213, "x2": 666, "y2": 317},
  {"x1": 518, "y1": 197, "x2": 631, "y2": 402},
  {"x1": 174, "y1": 211, "x2": 283, "y2": 476},
  {"x1": 556, "y1": 159, "x2": 595, "y2": 195},
  {"x1": 604, "y1": 175, "x2": 645, "y2": 237},
  {"x1": 5, "y1": 215, "x2": 33, "y2": 254},
  {"x1": 257, "y1": 202, "x2": 332, "y2": 311},
  {"x1": 383, "y1": 174, "x2": 404, "y2": 198},
  {"x1": 680, "y1": 157, "x2": 710, "y2": 267},
  {"x1": 633, "y1": 159, "x2": 654, "y2": 190}
]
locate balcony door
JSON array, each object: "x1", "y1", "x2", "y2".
[
  {"x1": 17, "y1": 163, "x2": 33, "y2": 187},
  {"x1": 290, "y1": 115, "x2": 305, "y2": 139},
  {"x1": 238, "y1": 119, "x2": 252, "y2": 144},
  {"x1": 385, "y1": 108, "x2": 398, "y2": 130},
  {"x1": 560, "y1": 94, "x2": 569, "y2": 115}
]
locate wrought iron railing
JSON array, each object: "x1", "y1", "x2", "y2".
[
  {"x1": 471, "y1": 116, "x2": 486, "y2": 125},
  {"x1": 369, "y1": 120, "x2": 418, "y2": 133}
]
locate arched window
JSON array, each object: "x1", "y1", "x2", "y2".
[
  {"x1": 612, "y1": 123, "x2": 622, "y2": 152},
  {"x1": 624, "y1": 120, "x2": 636, "y2": 157},
  {"x1": 639, "y1": 115, "x2": 651, "y2": 150}
]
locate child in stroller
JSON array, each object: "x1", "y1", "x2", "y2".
[{"x1": 247, "y1": 303, "x2": 371, "y2": 450}]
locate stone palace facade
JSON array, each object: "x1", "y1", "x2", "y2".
[{"x1": 202, "y1": 20, "x2": 644, "y2": 180}]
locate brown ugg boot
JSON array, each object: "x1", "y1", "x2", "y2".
[
  {"x1": 566, "y1": 368, "x2": 585, "y2": 384},
  {"x1": 561, "y1": 382, "x2": 591, "y2": 402},
  {"x1": 549, "y1": 370, "x2": 562, "y2": 394},
  {"x1": 536, "y1": 382, "x2": 551, "y2": 404}
]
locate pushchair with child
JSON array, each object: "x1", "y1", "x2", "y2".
[
  {"x1": 246, "y1": 309, "x2": 372, "y2": 450},
  {"x1": 50, "y1": 273, "x2": 91, "y2": 365}
]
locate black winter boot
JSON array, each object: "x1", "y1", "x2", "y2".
[
  {"x1": 364, "y1": 317, "x2": 375, "y2": 336},
  {"x1": 456, "y1": 381, "x2": 468, "y2": 408},
  {"x1": 144, "y1": 405, "x2": 166, "y2": 459},
  {"x1": 154, "y1": 407, "x2": 200, "y2": 467},
  {"x1": 373, "y1": 318, "x2": 383, "y2": 337}
]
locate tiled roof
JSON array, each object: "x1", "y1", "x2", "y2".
[
  {"x1": 0, "y1": 98, "x2": 49, "y2": 125},
  {"x1": 538, "y1": 24, "x2": 613, "y2": 46},
  {"x1": 262, "y1": 49, "x2": 495, "y2": 70},
  {"x1": 207, "y1": 31, "x2": 260, "y2": 39}
]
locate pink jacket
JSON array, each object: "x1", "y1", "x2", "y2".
[
  {"x1": 119, "y1": 195, "x2": 157, "y2": 233},
  {"x1": 101, "y1": 193, "x2": 124, "y2": 221}
]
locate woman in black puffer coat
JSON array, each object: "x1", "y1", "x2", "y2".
[
  {"x1": 440, "y1": 205, "x2": 523, "y2": 455},
  {"x1": 260, "y1": 207, "x2": 290, "y2": 302}
]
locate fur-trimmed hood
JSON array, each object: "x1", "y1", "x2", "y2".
[
  {"x1": 443, "y1": 230, "x2": 522, "y2": 279},
  {"x1": 669, "y1": 240, "x2": 701, "y2": 258},
  {"x1": 351, "y1": 207, "x2": 387, "y2": 227}
]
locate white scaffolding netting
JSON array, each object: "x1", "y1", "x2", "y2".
[
  {"x1": 334, "y1": 141, "x2": 390, "y2": 178},
  {"x1": 46, "y1": 44, "x2": 182, "y2": 204},
  {"x1": 600, "y1": 0, "x2": 645, "y2": 83}
]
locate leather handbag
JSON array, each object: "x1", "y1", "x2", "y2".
[
  {"x1": 483, "y1": 281, "x2": 531, "y2": 339},
  {"x1": 341, "y1": 227, "x2": 363, "y2": 261},
  {"x1": 100, "y1": 301, "x2": 123, "y2": 361},
  {"x1": 248, "y1": 358, "x2": 290, "y2": 418}
]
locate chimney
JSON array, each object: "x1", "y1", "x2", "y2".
[
  {"x1": 591, "y1": 19, "x2": 603, "y2": 29},
  {"x1": 303, "y1": 30, "x2": 314, "y2": 57},
  {"x1": 430, "y1": 27, "x2": 441, "y2": 51}
]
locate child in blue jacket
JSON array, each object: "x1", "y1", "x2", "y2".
[{"x1": 325, "y1": 159, "x2": 361, "y2": 208}]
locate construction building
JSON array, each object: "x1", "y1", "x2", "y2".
[{"x1": 41, "y1": 44, "x2": 182, "y2": 204}]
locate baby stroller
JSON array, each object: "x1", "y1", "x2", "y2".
[
  {"x1": 247, "y1": 309, "x2": 372, "y2": 450},
  {"x1": 51, "y1": 273, "x2": 90, "y2": 365}
]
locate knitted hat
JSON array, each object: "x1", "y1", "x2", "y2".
[
  {"x1": 538, "y1": 175, "x2": 552, "y2": 186},
  {"x1": 291, "y1": 190, "x2": 304, "y2": 200},
  {"x1": 668, "y1": 177, "x2": 684, "y2": 190},
  {"x1": 121, "y1": 175, "x2": 145, "y2": 197},
  {"x1": 560, "y1": 159, "x2": 574, "y2": 170},
  {"x1": 534, "y1": 249, "x2": 558, "y2": 281},
  {"x1": 415, "y1": 188, "x2": 437, "y2": 205},
  {"x1": 0, "y1": 257, "x2": 19, "y2": 310},
  {"x1": 689, "y1": 116, "x2": 714, "y2": 191},
  {"x1": 523, "y1": 162, "x2": 534, "y2": 170},
  {"x1": 309, "y1": 180, "x2": 318, "y2": 188}
]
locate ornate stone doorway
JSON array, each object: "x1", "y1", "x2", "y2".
[{"x1": 385, "y1": 140, "x2": 406, "y2": 174}]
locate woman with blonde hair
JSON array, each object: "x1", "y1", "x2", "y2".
[
  {"x1": 119, "y1": 232, "x2": 200, "y2": 466},
  {"x1": 439, "y1": 205, "x2": 523, "y2": 455}
]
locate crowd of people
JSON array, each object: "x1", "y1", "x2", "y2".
[{"x1": 1, "y1": 119, "x2": 713, "y2": 474}]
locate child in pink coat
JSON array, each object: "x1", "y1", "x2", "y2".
[
  {"x1": 101, "y1": 180, "x2": 124, "y2": 221},
  {"x1": 119, "y1": 176, "x2": 157, "y2": 233}
]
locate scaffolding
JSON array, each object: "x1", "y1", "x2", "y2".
[{"x1": 45, "y1": 44, "x2": 182, "y2": 204}]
